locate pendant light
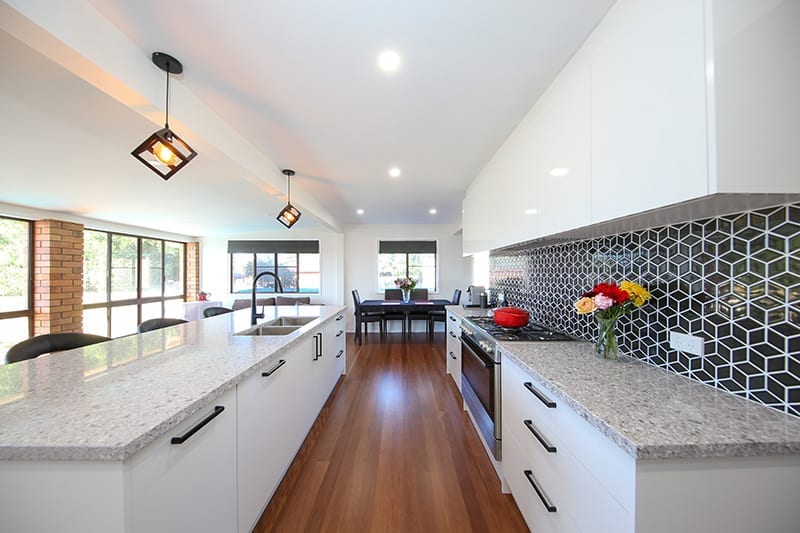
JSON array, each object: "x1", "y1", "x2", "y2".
[
  {"x1": 276, "y1": 168, "x2": 301, "y2": 228},
  {"x1": 131, "y1": 52, "x2": 197, "y2": 180}
]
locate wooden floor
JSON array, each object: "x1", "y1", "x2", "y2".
[{"x1": 254, "y1": 332, "x2": 528, "y2": 533}]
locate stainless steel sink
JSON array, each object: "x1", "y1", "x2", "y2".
[
  {"x1": 262, "y1": 316, "x2": 317, "y2": 326},
  {"x1": 236, "y1": 325, "x2": 302, "y2": 336}
]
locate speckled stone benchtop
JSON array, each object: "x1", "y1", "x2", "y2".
[
  {"x1": 0, "y1": 305, "x2": 346, "y2": 462},
  {"x1": 498, "y1": 339, "x2": 800, "y2": 461}
]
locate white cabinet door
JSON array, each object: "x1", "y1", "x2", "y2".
[
  {"x1": 126, "y1": 389, "x2": 238, "y2": 533},
  {"x1": 462, "y1": 172, "x2": 500, "y2": 254},
  {"x1": 536, "y1": 51, "x2": 592, "y2": 236},
  {"x1": 445, "y1": 311, "x2": 461, "y2": 392},
  {"x1": 589, "y1": 0, "x2": 708, "y2": 223},
  {"x1": 237, "y1": 355, "x2": 304, "y2": 533}
]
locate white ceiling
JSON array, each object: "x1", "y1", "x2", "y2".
[{"x1": 0, "y1": 0, "x2": 615, "y2": 236}]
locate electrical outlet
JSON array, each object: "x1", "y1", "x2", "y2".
[{"x1": 669, "y1": 331, "x2": 705, "y2": 356}]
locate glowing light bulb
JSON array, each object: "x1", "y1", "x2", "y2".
[{"x1": 153, "y1": 142, "x2": 177, "y2": 165}]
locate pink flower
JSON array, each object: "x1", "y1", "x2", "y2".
[{"x1": 594, "y1": 294, "x2": 615, "y2": 310}]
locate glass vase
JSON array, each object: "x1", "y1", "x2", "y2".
[
  {"x1": 596, "y1": 316, "x2": 619, "y2": 360},
  {"x1": 401, "y1": 288, "x2": 411, "y2": 303}
]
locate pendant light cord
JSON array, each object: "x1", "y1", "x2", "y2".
[{"x1": 164, "y1": 59, "x2": 171, "y2": 129}]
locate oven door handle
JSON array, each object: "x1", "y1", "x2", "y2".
[{"x1": 463, "y1": 340, "x2": 492, "y2": 369}]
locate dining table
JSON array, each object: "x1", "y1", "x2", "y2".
[{"x1": 358, "y1": 299, "x2": 455, "y2": 338}]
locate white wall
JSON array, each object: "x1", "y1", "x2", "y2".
[
  {"x1": 199, "y1": 227, "x2": 344, "y2": 307},
  {"x1": 344, "y1": 223, "x2": 470, "y2": 333}
]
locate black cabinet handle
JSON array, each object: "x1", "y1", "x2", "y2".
[
  {"x1": 313, "y1": 333, "x2": 321, "y2": 361},
  {"x1": 449, "y1": 315, "x2": 456, "y2": 322},
  {"x1": 336, "y1": 330, "x2": 344, "y2": 337},
  {"x1": 449, "y1": 331, "x2": 457, "y2": 338},
  {"x1": 171, "y1": 406, "x2": 225, "y2": 445},
  {"x1": 524, "y1": 470, "x2": 557, "y2": 512},
  {"x1": 318, "y1": 332, "x2": 323, "y2": 359},
  {"x1": 262, "y1": 359, "x2": 286, "y2": 377},
  {"x1": 336, "y1": 314, "x2": 344, "y2": 321},
  {"x1": 336, "y1": 349, "x2": 344, "y2": 359},
  {"x1": 524, "y1": 382, "x2": 556, "y2": 408},
  {"x1": 449, "y1": 350, "x2": 456, "y2": 360},
  {"x1": 524, "y1": 419, "x2": 557, "y2": 453}
]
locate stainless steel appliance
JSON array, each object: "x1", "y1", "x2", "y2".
[
  {"x1": 464, "y1": 285, "x2": 485, "y2": 307},
  {"x1": 460, "y1": 316, "x2": 574, "y2": 461}
]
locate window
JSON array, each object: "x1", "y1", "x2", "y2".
[
  {"x1": 228, "y1": 240, "x2": 320, "y2": 294},
  {"x1": 83, "y1": 230, "x2": 185, "y2": 337},
  {"x1": 0, "y1": 217, "x2": 32, "y2": 356},
  {"x1": 378, "y1": 241, "x2": 437, "y2": 291}
]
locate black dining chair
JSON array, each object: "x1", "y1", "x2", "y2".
[
  {"x1": 352, "y1": 289, "x2": 383, "y2": 344},
  {"x1": 382, "y1": 289, "x2": 406, "y2": 335},
  {"x1": 202, "y1": 306, "x2": 233, "y2": 318},
  {"x1": 138, "y1": 317, "x2": 188, "y2": 333},
  {"x1": 407, "y1": 288, "x2": 431, "y2": 334},
  {"x1": 5, "y1": 333, "x2": 110, "y2": 364},
  {"x1": 429, "y1": 288, "x2": 461, "y2": 336}
]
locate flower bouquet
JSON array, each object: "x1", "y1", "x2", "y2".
[
  {"x1": 574, "y1": 280, "x2": 651, "y2": 360},
  {"x1": 394, "y1": 277, "x2": 417, "y2": 302}
]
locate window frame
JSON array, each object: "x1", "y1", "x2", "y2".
[
  {"x1": 0, "y1": 216, "x2": 33, "y2": 342},
  {"x1": 377, "y1": 240, "x2": 438, "y2": 293},
  {"x1": 229, "y1": 251, "x2": 321, "y2": 294},
  {"x1": 83, "y1": 229, "x2": 186, "y2": 337}
]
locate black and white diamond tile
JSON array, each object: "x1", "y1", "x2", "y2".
[{"x1": 490, "y1": 202, "x2": 800, "y2": 417}]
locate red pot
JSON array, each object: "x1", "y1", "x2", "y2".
[{"x1": 493, "y1": 307, "x2": 530, "y2": 328}]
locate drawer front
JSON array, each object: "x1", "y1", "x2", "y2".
[
  {"x1": 503, "y1": 426, "x2": 580, "y2": 533},
  {"x1": 502, "y1": 355, "x2": 635, "y2": 510}
]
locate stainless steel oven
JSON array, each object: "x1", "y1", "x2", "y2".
[{"x1": 460, "y1": 320, "x2": 502, "y2": 460}]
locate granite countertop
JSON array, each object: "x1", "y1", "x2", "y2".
[
  {"x1": 0, "y1": 305, "x2": 346, "y2": 462},
  {"x1": 497, "y1": 340, "x2": 800, "y2": 460}
]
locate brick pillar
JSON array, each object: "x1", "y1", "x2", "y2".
[
  {"x1": 186, "y1": 241, "x2": 200, "y2": 302},
  {"x1": 33, "y1": 220, "x2": 84, "y2": 335}
]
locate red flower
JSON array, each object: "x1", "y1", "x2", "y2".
[{"x1": 592, "y1": 282, "x2": 630, "y2": 304}]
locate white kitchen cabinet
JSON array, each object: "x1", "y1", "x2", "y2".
[
  {"x1": 501, "y1": 352, "x2": 800, "y2": 533},
  {"x1": 237, "y1": 354, "x2": 307, "y2": 533},
  {"x1": 327, "y1": 311, "x2": 346, "y2": 377},
  {"x1": 126, "y1": 388, "x2": 238, "y2": 533},
  {"x1": 445, "y1": 310, "x2": 461, "y2": 392}
]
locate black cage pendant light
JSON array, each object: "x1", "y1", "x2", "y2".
[
  {"x1": 131, "y1": 52, "x2": 197, "y2": 180},
  {"x1": 276, "y1": 168, "x2": 301, "y2": 228}
]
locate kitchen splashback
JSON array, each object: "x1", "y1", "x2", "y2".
[{"x1": 491, "y1": 202, "x2": 800, "y2": 417}]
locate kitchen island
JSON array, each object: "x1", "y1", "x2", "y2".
[{"x1": 0, "y1": 305, "x2": 347, "y2": 533}]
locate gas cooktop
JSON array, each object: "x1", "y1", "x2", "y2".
[{"x1": 466, "y1": 316, "x2": 575, "y2": 342}]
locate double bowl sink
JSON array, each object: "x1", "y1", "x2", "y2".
[{"x1": 236, "y1": 316, "x2": 318, "y2": 336}]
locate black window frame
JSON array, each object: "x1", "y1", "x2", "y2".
[
  {"x1": 377, "y1": 240, "x2": 438, "y2": 292},
  {"x1": 0, "y1": 215, "x2": 33, "y2": 341},
  {"x1": 228, "y1": 240, "x2": 321, "y2": 295}
]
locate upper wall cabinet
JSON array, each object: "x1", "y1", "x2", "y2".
[
  {"x1": 589, "y1": 0, "x2": 709, "y2": 223},
  {"x1": 462, "y1": 0, "x2": 800, "y2": 254}
]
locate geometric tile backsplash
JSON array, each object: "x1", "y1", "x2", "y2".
[{"x1": 490, "y1": 202, "x2": 800, "y2": 418}]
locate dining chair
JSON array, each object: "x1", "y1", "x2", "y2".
[
  {"x1": 429, "y1": 288, "x2": 461, "y2": 335},
  {"x1": 352, "y1": 289, "x2": 383, "y2": 344},
  {"x1": 138, "y1": 317, "x2": 188, "y2": 333},
  {"x1": 381, "y1": 289, "x2": 406, "y2": 335},
  {"x1": 202, "y1": 306, "x2": 233, "y2": 318},
  {"x1": 407, "y1": 288, "x2": 431, "y2": 334},
  {"x1": 6, "y1": 333, "x2": 110, "y2": 364}
]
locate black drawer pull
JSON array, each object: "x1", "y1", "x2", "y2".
[
  {"x1": 171, "y1": 406, "x2": 225, "y2": 445},
  {"x1": 336, "y1": 314, "x2": 344, "y2": 321},
  {"x1": 449, "y1": 350, "x2": 456, "y2": 360},
  {"x1": 449, "y1": 331, "x2": 457, "y2": 338},
  {"x1": 449, "y1": 315, "x2": 456, "y2": 322},
  {"x1": 524, "y1": 382, "x2": 556, "y2": 408},
  {"x1": 314, "y1": 332, "x2": 321, "y2": 361},
  {"x1": 336, "y1": 349, "x2": 344, "y2": 359},
  {"x1": 524, "y1": 419, "x2": 557, "y2": 453},
  {"x1": 524, "y1": 470, "x2": 557, "y2": 512},
  {"x1": 336, "y1": 330, "x2": 344, "y2": 337},
  {"x1": 262, "y1": 359, "x2": 286, "y2": 377}
]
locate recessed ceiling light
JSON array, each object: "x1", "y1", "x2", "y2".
[
  {"x1": 389, "y1": 167, "x2": 401, "y2": 178},
  {"x1": 357, "y1": 209, "x2": 364, "y2": 215},
  {"x1": 549, "y1": 168, "x2": 569, "y2": 177},
  {"x1": 378, "y1": 50, "x2": 401, "y2": 72},
  {"x1": 429, "y1": 208, "x2": 437, "y2": 215},
  {"x1": 525, "y1": 208, "x2": 538, "y2": 215}
]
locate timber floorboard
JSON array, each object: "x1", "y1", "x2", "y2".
[{"x1": 253, "y1": 332, "x2": 528, "y2": 533}]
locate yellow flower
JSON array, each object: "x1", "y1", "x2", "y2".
[
  {"x1": 620, "y1": 280, "x2": 651, "y2": 307},
  {"x1": 574, "y1": 297, "x2": 596, "y2": 314}
]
